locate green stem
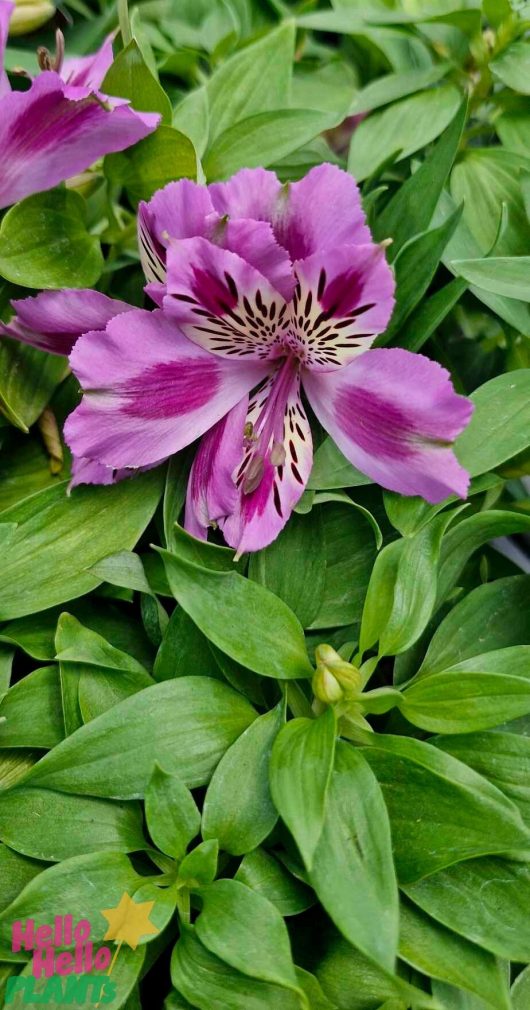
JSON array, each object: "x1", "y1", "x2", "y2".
[
  {"x1": 283, "y1": 681, "x2": 314, "y2": 719},
  {"x1": 176, "y1": 888, "x2": 191, "y2": 926},
  {"x1": 118, "y1": 0, "x2": 133, "y2": 46}
]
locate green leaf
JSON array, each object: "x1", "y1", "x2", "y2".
[
  {"x1": 399, "y1": 898, "x2": 511, "y2": 1010},
  {"x1": 178, "y1": 840, "x2": 218, "y2": 887},
  {"x1": 0, "y1": 852, "x2": 169, "y2": 955},
  {"x1": 105, "y1": 125, "x2": 196, "y2": 202},
  {"x1": 1, "y1": 598, "x2": 153, "y2": 666},
  {"x1": 206, "y1": 22, "x2": 295, "y2": 143},
  {"x1": 491, "y1": 40, "x2": 530, "y2": 94},
  {"x1": 374, "y1": 98, "x2": 467, "y2": 257},
  {"x1": 102, "y1": 39, "x2": 171, "y2": 123},
  {"x1": 248, "y1": 511, "x2": 326, "y2": 628},
  {"x1": 204, "y1": 109, "x2": 334, "y2": 181},
  {"x1": 434, "y1": 730, "x2": 530, "y2": 827},
  {"x1": 159, "y1": 549, "x2": 313, "y2": 680},
  {"x1": 0, "y1": 472, "x2": 163, "y2": 620},
  {"x1": 308, "y1": 502, "x2": 378, "y2": 630},
  {"x1": 203, "y1": 704, "x2": 283, "y2": 856},
  {"x1": 401, "y1": 670, "x2": 530, "y2": 733},
  {"x1": 55, "y1": 613, "x2": 149, "y2": 676},
  {"x1": 0, "y1": 788, "x2": 146, "y2": 861},
  {"x1": 350, "y1": 64, "x2": 451, "y2": 116},
  {"x1": 437, "y1": 510, "x2": 530, "y2": 604},
  {"x1": 360, "y1": 733, "x2": 530, "y2": 882},
  {"x1": 0, "y1": 666, "x2": 64, "y2": 749},
  {"x1": 450, "y1": 149, "x2": 530, "y2": 257},
  {"x1": 348, "y1": 85, "x2": 461, "y2": 182},
  {"x1": 360, "y1": 511, "x2": 457, "y2": 657},
  {"x1": 0, "y1": 844, "x2": 42, "y2": 915},
  {"x1": 153, "y1": 607, "x2": 218, "y2": 682},
  {"x1": 393, "y1": 275, "x2": 467, "y2": 353},
  {"x1": 270, "y1": 709, "x2": 336, "y2": 870},
  {"x1": 404, "y1": 857, "x2": 530, "y2": 962},
  {"x1": 315, "y1": 932, "x2": 439, "y2": 1010},
  {"x1": 419, "y1": 575, "x2": 530, "y2": 676},
  {"x1": 513, "y1": 966, "x2": 530, "y2": 1009},
  {"x1": 26, "y1": 677, "x2": 256, "y2": 798},
  {"x1": 195, "y1": 880, "x2": 300, "y2": 993},
  {"x1": 307, "y1": 438, "x2": 371, "y2": 491},
  {"x1": 310, "y1": 743, "x2": 399, "y2": 973},
  {"x1": 145, "y1": 764, "x2": 200, "y2": 860},
  {"x1": 0, "y1": 190, "x2": 103, "y2": 289},
  {"x1": 171, "y1": 926, "x2": 303, "y2": 1010},
  {"x1": 380, "y1": 206, "x2": 463, "y2": 343},
  {"x1": 455, "y1": 372, "x2": 530, "y2": 477},
  {"x1": 235, "y1": 849, "x2": 314, "y2": 917},
  {"x1": 89, "y1": 551, "x2": 153, "y2": 595},
  {"x1": 451, "y1": 256, "x2": 530, "y2": 300},
  {"x1": 0, "y1": 340, "x2": 67, "y2": 433}
]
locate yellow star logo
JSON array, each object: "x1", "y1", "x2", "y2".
[{"x1": 101, "y1": 892, "x2": 160, "y2": 950}]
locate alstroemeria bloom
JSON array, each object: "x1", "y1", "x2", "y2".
[
  {"x1": 0, "y1": 3, "x2": 159, "y2": 209},
  {"x1": 56, "y1": 165, "x2": 472, "y2": 555}
]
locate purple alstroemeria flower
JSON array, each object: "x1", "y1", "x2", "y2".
[
  {"x1": 0, "y1": 2, "x2": 159, "y2": 209},
  {"x1": 46, "y1": 164, "x2": 470, "y2": 556}
]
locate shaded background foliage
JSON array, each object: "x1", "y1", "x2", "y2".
[{"x1": 2, "y1": 0, "x2": 530, "y2": 1008}]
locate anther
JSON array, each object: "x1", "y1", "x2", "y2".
[{"x1": 242, "y1": 456, "x2": 265, "y2": 495}]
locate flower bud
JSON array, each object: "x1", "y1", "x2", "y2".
[
  {"x1": 314, "y1": 644, "x2": 362, "y2": 697},
  {"x1": 10, "y1": 0, "x2": 55, "y2": 36},
  {"x1": 312, "y1": 664, "x2": 343, "y2": 705}
]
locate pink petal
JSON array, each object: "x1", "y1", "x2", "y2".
[
  {"x1": 0, "y1": 2, "x2": 13, "y2": 98},
  {"x1": 0, "y1": 73, "x2": 159, "y2": 209},
  {"x1": 69, "y1": 455, "x2": 159, "y2": 488},
  {"x1": 139, "y1": 181, "x2": 294, "y2": 300},
  {"x1": 303, "y1": 348, "x2": 473, "y2": 503},
  {"x1": 209, "y1": 164, "x2": 371, "y2": 260},
  {"x1": 289, "y1": 243, "x2": 395, "y2": 370},
  {"x1": 221, "y1": 371, "x2": 313, "y2": 555},
  {"x1": 184, "y1": 397, "x2": 249, "y2": 540},
  {"x1": 65, "y1": 308, "x2": 267, "y2": 469},
  {"x1": 209, "y1": 167, "x2": 282, "y2": 223},
  {"x1": 273, "y1": 164, "x2": 372, "y2": 261},
  {"x1": 138, "y1": 179, "x2": 215, "y2": 285},
  {"x1": 2, "y1": 289, "x2": 132, "y2": 355},
  {"x1": 164, "y1": 236, "x2": 289, "y2": 361},
  {"x1": 62, "y1": 35, "x2": 115, "y2": 90}
]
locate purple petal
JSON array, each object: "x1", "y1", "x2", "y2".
[
  {"x1": 139, "y1": 180, "x2": 294, "y2": 300},
  {"x1": 2, "y1": 289, "x2": 132, "y2": 355},
  {"x1": 61, "y1": 35, "x2": 115, "y2": 90},
  {"x1": 209, "y1": 164, "x2": 371, "y2": 261},
  {"x1": 209, "y1": 167, "x2": 282, "y2": 223},
  {"x1": 164, "y1": 236, "x2": 289, "y2": 361},
  {"x1": 290, "y1": 243, "x2": 395, "y2": 370},
  {"x1": 184, "y1": 397, "x2": 249, "y2": 540},
  {"x1": 221, "y1": 371, "x2": 313, "y2": 555},
  {"x1": 138, "y1": 179, "x2": 215, "y2": 285},
  {"x1": 65, "y1": 308, "x2": 267, "y2": 469},
  {"x1": 70, "y1": 455, "x2": 159, "y2": 488},
  {"x1": 303, "y1": 348, "x2": 473, "y2": 503},
  {"x1": 0, "y1": 2, "x2": 13, "y2": 98},
  {"x1": 0, "y1": 73, "x2": 159, "y2": 209}
]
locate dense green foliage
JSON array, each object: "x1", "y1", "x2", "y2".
[{"x1": 2, "y1": 0, "x2": 530, "y2": 1008}]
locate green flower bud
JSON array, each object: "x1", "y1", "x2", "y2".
[
  {"x1": 10, "y1": 0, "x2": 55, "y2": 36},
  {"x1": 314, "y1": 644, "x2": 362, "y2": 697},
  {"x1": 312, "y1": 664, "x2": 343, "y2": 705}
]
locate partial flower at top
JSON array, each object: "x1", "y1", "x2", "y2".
[
  {"x1": 0, "y1": 2, "x2": 159, "y2": 209},
  {"x1": 5, "y1": 165, "x2": 473, "y2": 556}
]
